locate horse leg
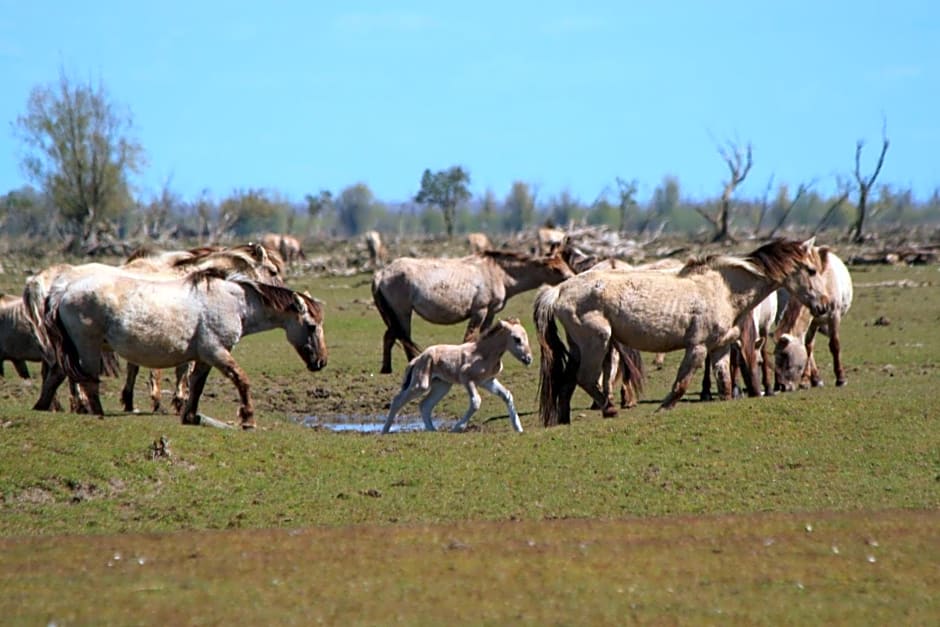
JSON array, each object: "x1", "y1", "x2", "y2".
[
  {"x1": 804, "y1": 322, "x2": 821, "y2": 387},
  {"x1": 452, "y1": 381, "x2": 482, "y2": 432},
  {"x1": 700, "y1": 353, "x2": 714, "y2": 401},
  {"x1": 180, "y1": 361, "x2": 212, "y2": 425},
  {"x1": 480, "y1": 378, "x2": 523, "y2": 433},
  {"x1": 759, "y1": 338, "x2": 774, "y2": 396},
  {"x1": 33, "y1": 361, "x2": 66, "y2": 411},
  {"x1": 571, "y1": 324, "x2": 616, "y2": 418},
  {"x1": 660, "y1": 344, "x2": 707, "y2": 410},
  {"x1": 653, "y1": 352, "x2": 666, "y2": 369},
  {"x1": 418, "y1": 380, "x2": 451, "y2": 432},
  {"x1": 463, "y1": 310, "x2": 489, "y2": 342},
  {"x1": 12, "y1": 360, "x2": 30, "y2": 379},
  {"x1": 172, "y1": 363, "x2": 192, "y2": 414},
  {"x1": 211, "y1": 353, "x2": 255, "y2": 429},
  {"x1": 382, "y1": 379, "x2": 428, "y2": 433},
  {"x1": 828, "y1": 316, "x2": 847, "y2": 386},
  {"x1": 121, "y1": 363, "x2": 140, "y2": 412},
  {"x1": 711, "y1": 345, "x2": 734, "y2": 401},
  {"x1": 148, "y1": 369, "x2": 162, "y2": 413}
]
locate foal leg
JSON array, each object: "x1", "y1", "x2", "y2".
[
  {"x1": 171, "y1": 363, "x2": 192, "y2": 414},
  {"x1": 452, "y1": 381, "x2": 482, "y2": 432},
  {"x1": 710, "y1": 345, "x2": 734, "y2": 401},
  {"x1": 418, "y1": 380, "x2": 451, "y2": 432},
  {"x1": 700, "y1": 354, "x2": 714, "y2": 401},
  {"x1": 479, "y1": 378, "x2": 523, "y2": 432},
  {"x1": 12, "y1": 360, "x2": 30, "y2": 379},
  {"x1": 382, "y1": 380, "x2": 428, "y2": 433},
  {"x1": 803, "y1": 322, "x2": 822, "y2": 387},
  {"x1": 660, "y1": 344, "x2": 707, "y2": 410}
]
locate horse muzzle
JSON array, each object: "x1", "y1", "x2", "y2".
[
  {"x1": 307, "y1": 357, "x2": 327, "y2": 372},
  {"x1": 521, "y1": 354, "x2": 533, "y2": 366}
]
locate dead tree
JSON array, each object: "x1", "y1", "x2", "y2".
[
  {"x1": 697, "y1": 141, "x2": 752, "y2": 242},
  {"x1": 850, "y1": 123, "x2": 890, "y2": 243},
  {"x1": 767, "y1": 182, "x2": 812, "y2": 238}
]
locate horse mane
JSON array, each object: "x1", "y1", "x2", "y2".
[
  {"x1": 185, "y1": 266, "x2": 230, "y2": 287},
  {"x1": 248, "y1": 282, "x2": 323, "y2": 319},
  {"x1": 480, "y1": 249, "x2": 532, "y2": 263},
  {"x1": 745, "y1": 238, "x2": 808, "y2": 283},
  {"x1": 124, "y1": 245, "x2": 165, "y2": 262},
  {"x1": 678, "y1": 254, "x2": 760, "y2": 277}
]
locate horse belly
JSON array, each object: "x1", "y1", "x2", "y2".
[
  {"x1": 106, "y1": 316, "x2": 197, "y2": 369},
  {"x1": 412, "y1": 288, "x2": 476, "y2": 324}
]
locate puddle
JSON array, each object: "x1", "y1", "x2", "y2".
[{"x1": 293, "y1": 413, "x2": 456, "y2": 434}]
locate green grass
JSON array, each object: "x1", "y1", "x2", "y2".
[{"x1": 0, "y1": 260, "x2": 938, "y2": 624}]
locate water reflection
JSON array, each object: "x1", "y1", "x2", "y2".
[{"x1": 294, "y1": 414, "x2": 456, "y2": 433}]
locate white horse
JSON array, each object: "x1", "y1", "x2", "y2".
[
  {"x1": 43, "y1": 268, "x2": 327, "y2": 429},
  {"x1": 382, "y1": 318, "x2": 532, "y2": 434}
]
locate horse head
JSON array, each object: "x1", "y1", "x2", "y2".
[
  {"x1": 751, "y1": 238, "x2": 831, "y2": 317},
  {"x1": 285, "y1": 291, "x2": 328, "y2": 372},
  {"x1": 774, "y1": 333, "x2": 807, "y2": 392}
]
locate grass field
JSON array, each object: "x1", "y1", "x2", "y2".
[{"x1": 0, "y1": 256, "x2": 937, "y2": 624}]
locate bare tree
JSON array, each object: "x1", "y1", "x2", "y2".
[
  {"x1": 767, "y1": 182, "x2": 813, "y2": 238},
  {"x1": 849, "y1": 121, "x2": 890, "y2": 243},
  {"x1": 696, "y1": 141, "x2": 752, "y2": 242},
  {"x1": 813, "y1": 182, "x2": 852, "y2": 236},
  {"x1": 615, "y1": 177, "x2": 638, "y2": 233}
]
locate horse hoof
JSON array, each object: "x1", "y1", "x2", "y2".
[
  {"x1": 836, "y1": 379, "x2": 847, "y2": 387},
  {"x1": 380, "y1": 366, "x2": 392, "y2": 374}
]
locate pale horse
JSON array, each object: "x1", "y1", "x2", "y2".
[
  {"x1": 382, "y1": 318, "x2": 532, "y2": 433},
  {"x1": 42, "y1": 268, "x2": 327, "y2": 429},
  {"x1": 535, "y1": 238, "x2": 832, "y2": 425},
  {"x1": 774, "y1": 248, "x2": 853, "y2": 391}
]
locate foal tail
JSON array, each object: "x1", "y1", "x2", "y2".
[
  {"x1": 43, "y1": 301, "x2": 96, "y2": 384},
  {"x1": 534, "y1": 285, "x2": 569, "y2": 427},
  {"x1": 371, "y1": 275, "x2": 421, "y2": 357}
]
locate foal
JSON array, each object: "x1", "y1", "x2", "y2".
[{"x1": 382, "y1": 318, "x2": 532, "y2": 434}]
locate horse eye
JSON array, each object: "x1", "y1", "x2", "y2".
[{"x1": 806, "y1": 267, "x2": 817, "y2": 276}]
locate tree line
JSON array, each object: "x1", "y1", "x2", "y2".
[{"x1": 3, "y1": 70, "x2": 938, "y2": 253}]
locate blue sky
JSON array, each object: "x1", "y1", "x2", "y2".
[{"x1": 1, "y1": 1, "x2": 937, "y2": 206}]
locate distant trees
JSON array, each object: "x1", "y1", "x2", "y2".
[
  {"x1": 503, "y1": 181, "x2": 537, "y2": 232},
  {"x1": 696, "y1": 141, "x2": 752, "y2": 242},
  {"x1": 849, "y1": 123, "x2": 890, "y2": 243},
  {"x1": 335, "y1": 183, "x2": 378, "y2": 236},
  {"x1": 14, "y1": 69, "x2": 144, "y2": 249},
  {"x1": 414, "y1": 166, "x2": 471, "y2": 237}
]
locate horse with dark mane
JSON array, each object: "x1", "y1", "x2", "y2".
[
  {"x1": 42, "y1": 268, "x2": 327, "y2": 429},
  {"x1": 372, "y1": 249, "x2": 573, "y2": 373},
  {"x1": 534, "y1": 238, "x2": 832, "y2": 425}
]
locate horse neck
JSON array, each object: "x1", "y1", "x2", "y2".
[
  {"x1": 239, "y1": 285, "x2": 289, "y2": 336},
  {"x1": 491, "y1": 257, "x2": 545, "y2": 297},
  {"x1": 722, "y1": 267, "x2": 780, "y2": 319},
  {"x1": 774, "y1": 296, "x2": 812, "y2": 341}
]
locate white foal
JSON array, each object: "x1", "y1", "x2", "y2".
[{"x1": 382, "y1": 318, "x2": 532, "y2": 433}]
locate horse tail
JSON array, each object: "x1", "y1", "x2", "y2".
[
  {"x1": 44, "y1": 302, "x2": 96, "y2": 384},
  {"x1": 23, "y1": 276, "x2": 55, "y2": 364},
  {"x1": 371, "y1": 273, "x2": 421, "y2": 357},
  {"x1": 534, "y1": 285, "x2": 569, "y2": 427},
  {"x1": 399, "y1": 353, "x2": 431, "y2": 393},
  {"x1": 614, "y1": 341, "x2": 644, "y2": 398},
  {"x1": 736, "y1": 314, "x2": 760, "y2": 397},
  {"x1": 100, "y1": 351, "x2": 122, "y2": 378}
]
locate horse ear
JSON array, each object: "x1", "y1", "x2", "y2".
[
  {"x1": 817, "y1": 246, "x2": 830, "y2": 268},
  {"x1": 291, "y1": 293, "x2": 308, "y2": 314},
  {"x1": 801, "y1": 236, "x2": 816, "y2": 250}
]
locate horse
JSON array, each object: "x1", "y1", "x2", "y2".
[
  {"x1": 363, "y1": 230, "x2": 387, "y2": 268},
  {"x1": 467, "y1": 232, "x2": 492, "y2": 254},
  {"x1": 372, "y1": 249, "x2": 574, "y2": 373},
  {"x1": 25, "y1": 243, "x2": 285, "y2": 413},
  {"x1": 700, "y1": 289, "x2": 782, "y2": 400},
  {"x1": 260, "y1": 233, "x2": 306, "y2": 266},
  {"x1": 382, "y1": 318, "x2": 532, "y2": 433},
  {"x1": 0, "y1": 294, "x2": 44, "y2": 379},
  {"x1": 534, "y1": 238, "x2": 832, "y2": 425},
  {"x1": 42, "y1": 268, "x2": 327, "y2": 429},
  {"x1": 774, "y1": 249, "x2": 853, "y2": 391},
  {"x1": 537, "y1": 225, "x2": 567, "y2": 256}
]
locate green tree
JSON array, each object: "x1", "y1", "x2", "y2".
[
  {"x1": 335, "y1": 183, "x2": 377, "y2": 236},
  {"x1": 547, "y1": 188, "x2": 582, "y2": 227},
  {"x1": 503, "y1": 181, "x2": 536, "y2": 232},
  {"x1": 414, "y1": 166, "x2": 471, "y2": 237},
  {"x1": 220, "y1": 189, "x2": 289, "y2": 236},
  {"x1": 14, "y1": 69, "x2": 144, "y2": 247}
]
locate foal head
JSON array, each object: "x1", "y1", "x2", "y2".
[{"x1": 498, "y1": 318, "x2": 533, "y2": 366}]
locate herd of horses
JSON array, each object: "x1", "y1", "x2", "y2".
[{"x1": 0, "y1": 231, "x2": 852, "y2": 432}]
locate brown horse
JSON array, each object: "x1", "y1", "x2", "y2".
[
  {"x1": 382, "y1": 318, "x2": 532, "y2": 433},
  {"x1": 774, "y1": 249, "x2": 853, "y2": 391},
  {"x1": 0, "y1": 294, "x2": 44, "y2": 379},
  {"x1": 260, "y1": 233, "x2": 306, "y2": 266},
  {"x1": 372, "y1": 250, "x2": 573, "y2": 373},
  {"x1": 43, "y1": 269, "x2": 327, "y2": 429},
  {"x1": 535, "y1": 238, "x2": 832, "y2": 425}
]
